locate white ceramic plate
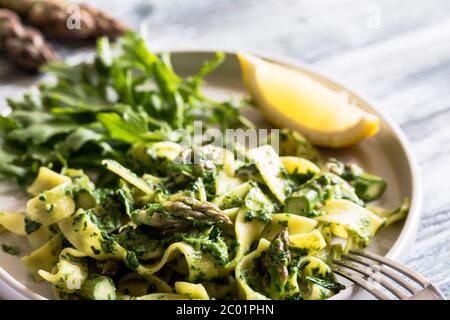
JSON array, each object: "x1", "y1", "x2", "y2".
[{"x1": 0, "y1": 51, "x2": 422, "y2": 300}]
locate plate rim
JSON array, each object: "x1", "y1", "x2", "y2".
[{"x1": 0, "y1": 49, "x2": 422, "y2": 300}]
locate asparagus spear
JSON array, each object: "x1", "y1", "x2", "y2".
[
  {"x1": 0, "y1": 9, "x2": 57, "y2": 70},
  {"x1": 131, "y1": 196, "x2": 231, "y2": 232},
  {"x1": 0, "y1": 0, "x2": 128, "y2": 39},
  {"x1": 284, "y1": 173, "x2": 363, "y2": 217},
  {"x1": 284, "y1": 188, "x2": 320, "y2": 216},
  {"x1": 261, "y1": 228, "x2": 291, "y2": 299},
  {"x1": 77, "y1": 275, "x2": 117, "y2": 300}
]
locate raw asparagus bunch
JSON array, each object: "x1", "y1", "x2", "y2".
[
  {"x1": 131, "y1": 196, "x2": 231, "y2": 232},
  {"x1": 0, "y1": 0, "x2": 128, "y2": 39},
  {"x1": 261, "y1": 228, "x2": 292, "y2": 299},
  {"x1": 0, "y1": 9, "x2": 57, "y2": 70},
  {"x1": 78, "y1": 3, "x2": 128, "y2": 39}
]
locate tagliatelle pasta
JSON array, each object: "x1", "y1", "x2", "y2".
[
  {"x1": 0, "y1": 211, "x2": 26, "y2": 236},
  {"x1": 0, "y1": 135, "x2": 409, "y2": 300}
]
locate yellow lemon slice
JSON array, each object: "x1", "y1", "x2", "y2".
[{"x1": 237, "y1": 52, "x2": 380, "y2": 148}]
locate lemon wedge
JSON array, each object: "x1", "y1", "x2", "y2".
[{"x1": 237, "y1": 52, "x2": 380, "y2": 148}]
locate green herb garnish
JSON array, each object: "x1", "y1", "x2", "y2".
[{"x1": 1, "y1": 244, "x2": 20, "y2": 256}]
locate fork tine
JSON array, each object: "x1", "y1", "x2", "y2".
[
  {"x1": 332, "y1": 266, "x2": 391, "y2": 300},
  {"x1": 344, "y1": 253, "x2": 418, "y2": 293},
  {"x1": 334, "y1": 260, "x2": 409, "y2": 299},
  {"x1": 349, "y1": 250, "x2": 430, "y2": 287}
]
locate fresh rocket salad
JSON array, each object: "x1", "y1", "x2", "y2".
[{"x1": 0, "y1": 33, "x2": 409, "y2": 300}]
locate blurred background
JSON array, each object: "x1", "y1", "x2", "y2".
[{"x1": 1, "y1": 0, "x2": 450, "y2": 298}]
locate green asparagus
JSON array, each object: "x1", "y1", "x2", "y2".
[
  {"x1": 77, "y1": 275, "x2": 117, "y2": 300},
  {"x1": 131, "y1": 196, "x2": 231, "y2": 232},
  {"x1": 325, "y1": 158, "x2": 386, "y2": 201},
  {"x1": 284, "y1": 173, "x2": 363, "y2": 217},
  {"x1": 261, "y1": 228, "x2": 291, "y2": 299}
]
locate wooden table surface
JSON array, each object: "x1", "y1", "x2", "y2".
[{"x1": 1, "y1": 0, "x2": 450, "y2": 298}]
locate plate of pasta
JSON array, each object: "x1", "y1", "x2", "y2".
[{"x1": 0, "y1": 33, "x2": 421, "y2": 300}]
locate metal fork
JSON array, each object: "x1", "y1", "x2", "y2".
[{"x1": 332, "y1": 250, "x2": 446, "y2": 300}]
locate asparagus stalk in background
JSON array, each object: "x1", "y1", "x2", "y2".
[
  {"x1": 78, "y1": 3, "x2": 128, "y2": 39},
  {"x1": 0, "y1": 9, "x2": 57, "y2": 70},
  {"x1": 131, "y1": 196, "x2": 231, "y2": 232},
  {"x1": 0, "y1": 0, "x2": 32, "y2": 14},
  {"x1": 0, "y1": 0, "x2": 129, "y2": 39}
]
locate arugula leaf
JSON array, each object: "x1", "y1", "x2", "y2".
[
  {"x1": 97, "y1": 111, "x2": 146, "y2": 144},
  {"x1": 189, "y1": 51, "x2": 225, "y2": 88},
  {"x1": 97, "y1": 37, "x2": 113, "y2": 67},
  {"x1": 59, "y1": 127, "x2": 104, "y2": 152},
  {"x1": 7, "y1": 122, "x2": 77, "y2": 145},
  {"x1": 0, "y1": 144, "x2": 26, "y2": 178},
  {"x1": 0, "y1": 116, "x2": 18, "y2": 131},
  {"x1": 305, "y1": 276, "x2": 345, "y2": 292}
]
